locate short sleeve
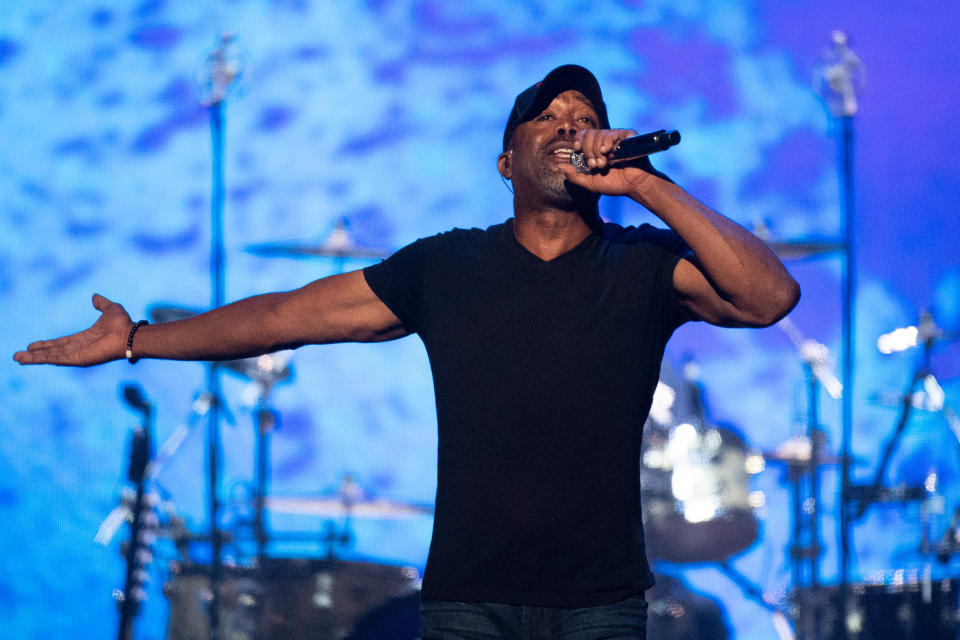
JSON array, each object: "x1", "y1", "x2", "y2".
[
  {"x1": 613, "y1": 223, "x2": 694, "y2": 330},
  {"x1": 653, "y1": 244, "x2": 691, "y2": 331},
  {"x1": 363, "y1": 238, "x2": 434, "y2": 334}
]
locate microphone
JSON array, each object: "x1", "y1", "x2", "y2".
[
  {"x1": 122, "y1": 383, "x2": 152, "y2": 417},
  {"x1": 571, "y1": 129, "x2": 680, "y2": 174}
]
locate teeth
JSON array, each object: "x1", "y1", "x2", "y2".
[{"x1": 552, "y1": 148, "x2": 572, "y2": 154}]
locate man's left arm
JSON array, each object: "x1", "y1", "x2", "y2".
[
  {"x1": 632, "y1": 176, "x2": 800, "y2": 327},
  {"x1": 562, "y1": 128, "x2": 800, "y2": 328}
]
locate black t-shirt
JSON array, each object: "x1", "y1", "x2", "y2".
[{"x1": 363, "y1": 219, "x2": 689, "y2": 607}]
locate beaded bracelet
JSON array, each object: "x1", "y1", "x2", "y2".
[{"x1": 126, "y1": 320, "x2": 149, "y2": 364}]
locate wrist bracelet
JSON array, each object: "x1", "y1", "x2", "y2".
[{"x1": 126, "y1": 320, "x2": 149, "y2": 364}]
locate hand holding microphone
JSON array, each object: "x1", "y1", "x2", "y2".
[
  {"x1": 561, "y1": 128, "x2": 680, "y2": 196},
  {"x1": 570, "y1": 128, "x2": 680, "y2": 173}
]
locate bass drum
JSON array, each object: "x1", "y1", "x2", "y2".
[
  {"x1": 164, "y1": 558, "x2": 420, "y2": 640},
  {"x1": 791, "y1": 577, "x2": 960, "y2": 639},
  {"x1": 641, "y1": 358, "x2": 760, "y2": 562},
  {"x1": 646, "y1": 573, "x2": 731, "y2": 639}
]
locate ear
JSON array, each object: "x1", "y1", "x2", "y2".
[{"x1": 497, "y1": 150, "x2": 512, "y2": 180}]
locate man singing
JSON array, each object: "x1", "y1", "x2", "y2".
[{"x1": 16, "y1": 65, "x2": 799, "y2": 639}]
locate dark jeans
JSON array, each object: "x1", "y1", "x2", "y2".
[{"x1": 419, "y1": 595, "x2": 647, "y2": 640}]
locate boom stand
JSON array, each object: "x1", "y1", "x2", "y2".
[
  {"x1": 199, "y1": 33, "x2": 240, "y2": 639},
  {"x1": 813, "y1": 31, "x2": 864, "y2": 640}
]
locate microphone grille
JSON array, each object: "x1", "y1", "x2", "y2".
[{"x1": 569, "y1": 151, "x2": 591, "y2": 174}]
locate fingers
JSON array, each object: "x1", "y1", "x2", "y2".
[
  {"x1": 14, "y1": 293, "x2": 130, "y2": 366},
  {"x1": 92, "y1": 293, "x2": 115, "y2": 311},
  {"x1": 573, "y1": 129, "x2": 637, "y2": 170},
  {"x1": 15, "y1": 320, "x2": 103, "y2": 365},
  {"x1": 15, "y1": 334, "x2": 78, "y2": 364},
  {"x1": 14, "y1": 344, "x2": 59, "y2": 365}
]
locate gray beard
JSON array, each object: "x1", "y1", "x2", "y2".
[
  {"x1": 530, "y1": 156, "x2": 579, "y2": 209},
  {"x1": 532, "y1": 157, "x2": 598, "y2": 211}
]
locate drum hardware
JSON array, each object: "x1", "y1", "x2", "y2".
[
  {"x1": 766, "y1": 239, "x2": 846, "y2": 261},
  {"x1": 645, "y1": 572, "x2": 732, "y2": 640},
  {"x1": 145, "y1": 296, "x2": 427, "y2": 636},
  {"x1": 776, "y1": 318, "x2": 845, "y2": 603},
  {"x1": 245, "y1": 217, "x2": 390, "y2": 262},
  {"x1": 847, "y1": 310, "x2": 959, "y2": 524},
  {"x1": 195, "y1": 34, "x2": 247, "y2": 640},
  {"x1": 933, "y1": 505, "x2": 960, "y2": 563},
  {"x1": 264, "y1": 494, "x2": 435, "y2": 519},
  {"x1": 790, "y1": 576, "x2": 959, "y2": 640},
  {"x1": 96, "y1": 370, "x2": 239, "y2": 549},
  {"x1": 148, "y1": 304, "x2": 296, "y2": 391},
  {"x1": 115, "y1": 383, "x2": 159, "y2": 640},
  {"x1": 151, "y1": 301, "x2": 298, "y2": 569},
  {"x1": 763, "y1": 435, "x2": 846, "y2": 467},
  {"x1": 164, "y1": 558, "x2": 420, "y2": 640},
  {"x1": 751, "y1": 220, "x2": 845, "y2": 262}
]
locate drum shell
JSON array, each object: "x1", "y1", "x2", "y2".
[
  {"x1": 164, "y1": 558, "x2": 419, "y2": 640},
  {"x1": 641, "y1": 424, "x2": 758, "y2": 562},
  {"x1": 791, "y1": 579, "x2": 960, "y2": 640}
]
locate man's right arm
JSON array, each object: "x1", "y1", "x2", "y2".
[{"x1": 13, "y1": 270, "x2": 409, "y2": 367}]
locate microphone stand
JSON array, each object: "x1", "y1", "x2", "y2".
[
  {"x1": 814, "y1": 31, "x2": 864, "y2": 638},
  {"x1": 198, "y1": 33, "x2": 242, "y2": 639}
]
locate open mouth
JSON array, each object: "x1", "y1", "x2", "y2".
[{"x1": 548, "y1": 147, "x2": 574, "y2": 164}]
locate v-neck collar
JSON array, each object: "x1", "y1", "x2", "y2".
[{"x1": 500, "y1": 218, "x2": 598, "y2": 267}]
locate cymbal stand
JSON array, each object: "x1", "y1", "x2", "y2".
[
  {"x1": 776, "y1": 319, "x2": 843, "y2": 638},
  {"x1": 789, "y1": 369, "x2": 829, "y2": 640},
  {"x1": 253, "y1": 398, "x2": 278, "y2": 566},
  {"x1": 321, "y1": 474, "x2": 362, "y2": 558},
  {"x1": 849, "y1": 311, "x2": 943, "y2": 523}
]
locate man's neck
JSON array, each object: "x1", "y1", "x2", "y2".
[{"x1": 512, "y1": 207, "x2": 596, "y2": 262}]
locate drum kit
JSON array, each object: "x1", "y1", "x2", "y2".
[
  {"x1": 99, "y1": 221, "x2": 960, "y2": 640},
  {"x1": 637, "y1": 264, "x2": 960, "y2": 638}
]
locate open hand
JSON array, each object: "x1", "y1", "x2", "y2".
[{"x1": 14, "y1": 294, "x2": 133, "y2": 366}]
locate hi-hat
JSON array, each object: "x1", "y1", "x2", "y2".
[{"x1": 246, "y1": 218, "x2": 389, "y2": 260}]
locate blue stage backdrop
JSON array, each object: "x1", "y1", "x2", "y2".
[{"x1": 1, "y1": 1, "x2": 958, "y2": 638}]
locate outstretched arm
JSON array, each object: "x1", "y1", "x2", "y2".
[
  {"x1": 562, "y1": 129, "x2": 800, "y2": 328},
  {"x1": 14, "y1": 270, "x2": 409, "y2": 366}
]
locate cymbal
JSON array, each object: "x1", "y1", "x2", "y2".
[
  {"x1": 765, "y1": 239, "x2": 846, "y2": 260},
  {"x1": 223, "y1": 352, "x2": 293, "y2": 387},
  {"x1": 246, "y1": 219, "x2": 389, "y2": 260},
  {"x1": 763, "y1": 450, "x2": 844, "y2": 466},
  {"x1": 265, "y1": 495, "x2": 434, "y2": 519},
  {"x1": 762, "y1": 435, "x2": 850, "y2": 466},
  {"x1": 149, "y1": 304, "x2": 201, "y2": 324},
  {"x1": 147, "y1": 304, "x2": 294, "y2": 387},
  {"x1": 246, "y1": 242, "x2": 389, "y2": 259}
]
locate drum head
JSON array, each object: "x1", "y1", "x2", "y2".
[{"x1": 641, "y1": 359, "x2": 759, "y2": 562}]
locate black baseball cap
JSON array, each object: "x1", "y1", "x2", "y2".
[{"x1": 502, "y1": 64, "x2": 610, "y2": 152}]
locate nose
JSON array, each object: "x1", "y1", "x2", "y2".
[{"x1": 556, "y1": 122, "x2": 577, "y2": 138}]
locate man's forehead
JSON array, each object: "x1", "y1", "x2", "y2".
[{"x1": 542, "y1": 89, "x2": 597, "y2": 112}]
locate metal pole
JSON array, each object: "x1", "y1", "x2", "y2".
[
  {"x1": 839, "y1": 113, "x2": 855, "y2": 588},
  {"x1": 206, "y1": 95, "x2": 226, "y2": 640}
]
